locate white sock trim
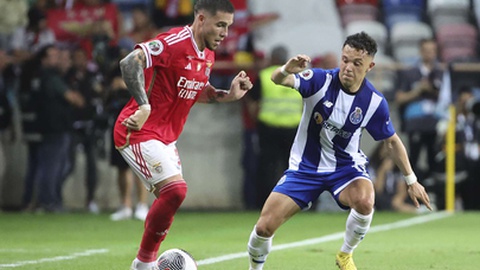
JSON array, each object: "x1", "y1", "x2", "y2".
[{"x1": 351, "y1": 208, "x2": 374, "y2": 221}]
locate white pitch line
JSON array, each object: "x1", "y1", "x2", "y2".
[
  {"x1": 197, "y1": 211, "x2": 452, "y2": 266},
  {"x1": 0, "y1": 249, "x2": 109, "y2": 268}
]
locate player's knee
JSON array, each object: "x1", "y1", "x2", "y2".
[
  {"x1": 352, "y1": 196, "x2": 374, "y2": 215},
  {"x1": 255, "y1": 221, "x2": 275, "y2": 237},
  {"x1": 162, "y1": 180, "x2": 188, "y2": 206}
]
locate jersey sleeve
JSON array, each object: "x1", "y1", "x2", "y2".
[
  {"x1": 293, "y1": 68, "x2": 328, "y2": 98},
  {"x1": 366, "y1": 98, "x2": 396, "y2": 141},
  {"x1": 135, "y1": 38, "x2": 171, "y2": 69}
]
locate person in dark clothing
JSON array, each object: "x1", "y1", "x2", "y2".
[
  {"x1": 105, "y1": 59, "x2": 149, "y2": 221},
  {"x1": 395, "y1": 39, "x2": 443, "y2": 180},
  {"x1": 19, "y1": 52, "x2": 44, "y2": 210},
  {"x1": 63, "y1": 47, "x2": 103, "y2": 213},
  {"x1": 35, "y1": 45, "x2": 84, "y2": 212},
  {"x1": 0, "y1": 49, "x2": 14, "y2": 204},
  {"x1": 249, "y1": 46, "x2": 303, "y2": 208}
]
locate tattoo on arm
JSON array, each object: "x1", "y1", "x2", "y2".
[
  {"x1": 119, "y1": 49, "x2": 148, "y2": 105},
  {"x1": 206, "y1": 88, "x2": 224, "y2": 103},
  {"x1": 203, "y1": 85, "x2": 228, "y2": 103}
]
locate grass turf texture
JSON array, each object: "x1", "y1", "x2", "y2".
[{"x1": 0, "y1": 211, "x2": 479, "y2": 269}]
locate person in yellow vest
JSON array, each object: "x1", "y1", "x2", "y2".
[{"x1": 249, "y1": 45, "x2": 303, "y2": 208}]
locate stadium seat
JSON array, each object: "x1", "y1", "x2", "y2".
[
  {"x1": 474, "y1": 0, "x2": 480, "y2": 29},
  {"x1": 441, "y1": 47, "x2": 477, "y2": 63},
  {"x1": 339, "y1": 4, "x2": 379, "y2": 27},
  {"x1": 249, "y1": 0, "x2": 344, "y2": 58},
  {"x1": 436, "y1": 23, "x2": 478, "y2": 48},
  {"x1": 382, "y1": 0, "x2": 425, "y2": 30},
  {"x1": 367, "y1": 53, "x2": 398, "y2": 100},
  {"x1": 345, "y1": 20, "x2": 388, "y2": 53},
  {"x1": 436, "y1": 23, "x2": 478, "y2": 63},
  {"x1": 111, "y1": 0, "x2": 149, "y2": 11},
  {"x1": 428, "y1": 0, "x2": 470, "y2": 30},
  {"x1": 390, "y1": 21, "x2": 433, "y2": 65},
  {"x1": 337, "y1": 0, "x2": 379, "y2": 7}
]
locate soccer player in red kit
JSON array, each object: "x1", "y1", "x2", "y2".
[{"x1": 113, "y1": 1, "x2": 253, "y2": 269}]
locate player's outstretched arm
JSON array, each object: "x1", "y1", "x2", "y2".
[
  {"x1": 119, "y1": 48, "x2": 151, "y2": 131},
  {"x1": 383, "y1": 134, "x2": 433, "y2": 210},
  {"x1": 271, "y1": 54, "x2": 311, "y2": 88},
  {"x1": 197, "y1": 70, "x2": 253, "y2": 103}
]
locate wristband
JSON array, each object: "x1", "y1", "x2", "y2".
[
  {"x1": 403, "y1": 173, "x2": 417, "y2": 185},
  {"x1": 139, "y1": 104, "x2": 151, "y2": 111},
  {"x1": 280, "y1": 65, "x2": 290, "y2": 76}
]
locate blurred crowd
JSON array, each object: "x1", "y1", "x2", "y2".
[
  {"x1": 0, "y1": 0, "x2": 479, "y2": 215},
  {"x1": 0, "y1": 0, "x2": 167, "y2": 215}
]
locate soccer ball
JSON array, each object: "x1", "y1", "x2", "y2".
[{"x1": 157, "y1": 248, "x2": 198, "y2": 270}]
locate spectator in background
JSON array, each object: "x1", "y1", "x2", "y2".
[
  {"x1": 63, "y1": 47, "x2": 103, "y2": 213},
  {"x1": 0, "y1": 49, "x2": 14, "y2": 205},
  {"x1": 455, "y1": 88, "x2": 480, "y2": 210},
  {"x1": 249, "y1": 45, "x2": 303, "y2": 208},
  {"x1": 433, "y1": 87, "x2": 480, "y2": 210},
  {"x1": 118, "y1": 5, "x2": 157, "y2": 51},
  {"x1": 0, "y1": 0, "x2": 28, "y2": 51},
  {"x1": 35, "y1": 45, "x2": 84, "y2": 213},
  {"x1": 311, "y1": 52, "x2": 339, "y2": 70},
  {"x1": 128, "y1": 5, "x2": 156, "y2": 43},
  {"x1": 368, "y1": 143, "x2": 419, "y2": 213},
  {"x1": 395, "y1": 38, "x2": 443, "y2": 182},
  {"x1": 151, "y1": 0, "x2": 194, "y2": 30},
  {"x1": 10, "y1": 5, "x2": 56, "y2": 64},
  {"x1": 241, "y1": 50, "x2": 266, "y2": 210},
  {"x1": 19, "y1": 48, "x2": 44, "y2": 211},
  {"x1": 105, "y1": 59, "x2": 149, "y2": 221},
  {"x1": 47, "y1": 0, "x2": 121, "y2": 73}
]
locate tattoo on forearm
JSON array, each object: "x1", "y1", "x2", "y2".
[
  {"x1": 120, "y1": 50, "x2": 148, "y2": 105},
  {"x1": 205, "y1": 88, "x2": 227, "y2": 103}
]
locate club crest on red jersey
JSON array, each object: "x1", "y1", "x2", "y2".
[{"x1": 206, "y1": 61, "x2": 213, "y2": 76}]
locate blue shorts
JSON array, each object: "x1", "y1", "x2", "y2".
[{"x1": 273, "y1": 166, "x2": 371, "y2": 210}]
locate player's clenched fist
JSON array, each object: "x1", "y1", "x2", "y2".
[
  {"x1": 122, "y1": 104, "x2": 151, "y2": 131},
  {"x1": 236, "y1": 70, "x2": 253, "y2": 91},
  {"x1": 228, "y1": 70, "x2": 252, "y2": 100}
]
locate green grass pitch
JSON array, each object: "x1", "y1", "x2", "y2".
[{"x1": 0, "y1": 211, "x2": 479, "y2": 269}]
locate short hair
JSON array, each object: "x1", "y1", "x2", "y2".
[
  {"x1": 194, "y1": 0, "x2": 235, "y2": 16},
  {"x1": 343, "y1": 32, "x2": 377, "y2": 56},
  {"x1": 270, "y1": 45, "x2": 288, "y2": 64},
  {"x1": 36, "y1": 44, "x2": 55, "y2": 63},
  {"x1": 419, "y1": 38, "x2": 437, "y2": 48}
]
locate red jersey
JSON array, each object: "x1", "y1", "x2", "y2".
[{"x1": 114, "y1": 26, "x2": 215, "y2": 147}]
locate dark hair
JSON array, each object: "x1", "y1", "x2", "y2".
[
  {"x1": 27, "y1": 7, "x2": 46, "y2": 30},
  {"x1": 35, "y1": 44, "x2": 56, "y2": 63},
  {"x1": 271, "y1": 45, "x2": 288, "y2": 65},
  {"x1": 343, "y1": 32, "x2": 377, "y2": 56},
  {"x1": 194, "y1": 0, "x2": 234, "y2": 16}
]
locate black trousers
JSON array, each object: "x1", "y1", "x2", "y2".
[{"x1": 255, "y1": 122, "x2": 297, "y2": 208}]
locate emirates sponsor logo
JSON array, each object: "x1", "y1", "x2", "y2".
[{"x1": 177, "y1": 76, "x2": 205, "y2": 100}]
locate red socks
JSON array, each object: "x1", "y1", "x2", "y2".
[{"x1": 136, "y1": 180, "x2": 187, "y2": 262}]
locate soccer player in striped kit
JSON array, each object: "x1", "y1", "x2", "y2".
[
  {"x1": 113, "y1": 1, "x2": 253, "y2": 269},
  {"x1": 247, "y1": 32, "x2": 432, "y2": 270}
]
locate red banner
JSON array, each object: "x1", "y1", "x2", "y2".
[{"x1": 46, "y1": 3, "x2": 119, "y2": 43}]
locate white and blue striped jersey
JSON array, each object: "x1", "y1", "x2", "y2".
[{"x1": 288, "y1": 68, "x2": 395, "y2": 175}]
